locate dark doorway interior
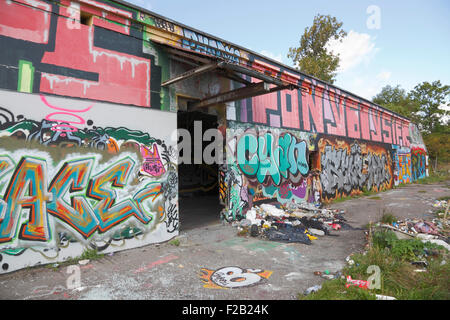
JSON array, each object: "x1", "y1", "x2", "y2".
[{"x1": 177, "y1": 110, "x2": 221, "y2": 231}]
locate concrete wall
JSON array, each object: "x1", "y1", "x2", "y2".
[
  {"x1": 0, "y1": 0, "x2": 180, "y2": 273},
  {"x1": 223, "y1": 81, "x2": 428, "y2": 218}
]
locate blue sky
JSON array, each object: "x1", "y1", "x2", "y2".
[{"x1": 127, "y1": 0, "x2": 450, "y2": 102}]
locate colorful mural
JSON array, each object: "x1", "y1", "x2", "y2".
[
  {"x1": 200, "y1": 266, "x2": 273, "y2": 289},
  {"x1": 0, "y1": 90, "x2": 177, "y2": 273},
  {"x1": 392, "y1": 145, "x2": 411, "y2": 185},
  {"x1": 222, "y1": 122, "x2": 321, "y2": 220},
  {"x1": 0, "y1": 0, "x2": 168, "y2": 109},
  {"x1": 318, "y1": 137, "x2": 393, "y2": 202}
]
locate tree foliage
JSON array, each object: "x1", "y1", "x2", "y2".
[
  {"x1": 288, "y1": 14, "x2": 346, "y2": 84},
  {"x1": 373, "y1": 81, "x2": 450, "y2": 165},
  {"x1": 408, "y1": 80, "x2": 449, "y2": 134}
]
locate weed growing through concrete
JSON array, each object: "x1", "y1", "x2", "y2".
[
  {"x1": 379, "y1": 212, "x2": 398, "y2": 225},
  {"x1": 169, "y1": 238, "x2": 180, "y2": 246}
]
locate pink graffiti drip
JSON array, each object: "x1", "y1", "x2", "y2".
[
  {"x1": 40, "y1": 95, "x2": 92, "y2": 133},
  {"x1": 40, "y1": 95, "x2": 93, "y2": 113}
]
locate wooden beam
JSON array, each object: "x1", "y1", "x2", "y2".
[{"x1": 162, "y1": 62, "x2": 224, "y2": 87}]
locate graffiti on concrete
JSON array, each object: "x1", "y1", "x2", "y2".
[
  {"x1": 0, "y1": 91, "x2": 178, "y2": 273},
  {"x1": 319, "y1": 138, "x2": 393, "y2": 201},
  {"x1": 236, "y1": 130, "x2": 309, "y2": 186},
  {"x1": 392, "y1": 145, "x2": 411, "y2": 185},
  {"x1": 0, "y1": 0, "x2": 167, "y2": 109},
  {"x1": 411, "y1": 147, "x2": 427, "y2": 181},
  {"x1": 200, "y1": 266, "x2": 273, "y2": 289}
]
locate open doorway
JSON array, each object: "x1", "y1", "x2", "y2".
[{"x1": 177, "y1": 106, "x2": 222, "y2": 231}]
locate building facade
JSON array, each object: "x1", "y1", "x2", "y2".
[{"x1": 0, "y1": 0, "x2": 427, "y2": 273}]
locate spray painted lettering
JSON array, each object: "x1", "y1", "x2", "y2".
[
  {"x1": 319, "y1": 138, "x2": 392, "y2": 201},
  {"x1": 0, "y1": 154, "x2": 166, "y2": 244},
  {"x1": 236, "y1": 131, "x2": 309, "y2": 186}
]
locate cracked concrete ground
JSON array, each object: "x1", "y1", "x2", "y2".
[{"x1": 0, "y1": 182, "x2": 448, "y2": 300}]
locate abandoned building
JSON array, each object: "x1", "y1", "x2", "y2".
[{"x1": 0, "y1": 0, "x2": 428, "y2": 273}]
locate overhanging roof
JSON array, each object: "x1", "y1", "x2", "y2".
[{"x1": 111, "y1": 0, "x2": 411, "y2": 122}]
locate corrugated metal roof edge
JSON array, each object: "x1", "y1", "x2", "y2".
[{"x1": 111, "y1": 0, "x2": 412, "y2": 123}]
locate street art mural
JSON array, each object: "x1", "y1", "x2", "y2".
[
  {"x1": 199, "y1": 266, "x2": 273, "y2": 289},
  {"x1": 318, "y1": 137, "x2": 393, "y2": 202},
  {"x1": 221, "y1": 122, "x2": 321, "y2": 221},
  {"x1": 411, "y1": 147, "x2": 427, "y2": 182},
  {"x1": 0, "y1": 90, "x2": 177, "y2": 273},
  {"x1": 0, "y1": 0, "x2": 169, "y2": 110},
  {"x1": 392, "y1": 145, "x2": 411, "y2": 185},
  {"x1": 232, "y1": 82, "x2": 413, "y2": 148}
]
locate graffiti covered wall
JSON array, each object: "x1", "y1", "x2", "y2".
[
  {"x1": 222, "y1": 121, "x2": 320, "y2": 220},
  {"x1": 0, "y1": 90, "x2": 178, "y2": 273},
  {"x1": 0, "y1": 0, "x2": 171, "y2": 110},
  {"x1": 318, "y1": 137, "x2": 393, "y2": 202}
]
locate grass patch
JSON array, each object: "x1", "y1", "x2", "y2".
[
  {"x1": 368, "y1": 196, "x2": 382, "y2": 200},
  {"x1": 437, "y1": 196, "x2": 450, "y2": 201},
  {"x1": 414, "y1": 170, "x2": 450, "y2": 185},
  {"x1": 418, "y1": 190, "x2": 427, "y2": 193},
  {"x1": 379, "y1": 212, "x2": 397, "y2": 225},
  {"x1": 169, "y1": 238, "x2": 180, "y2": 246},
  {"x1": 299, "y1": 229, "x2": 450, "y2": 300},
  {"x1": 46, "y1": 248, "x2": 104, "y2": 270}
]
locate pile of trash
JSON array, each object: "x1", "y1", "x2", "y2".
[
  {"x1": 233, "y1": 202, "x2": 355, "y2": 245},
  {"x1": 432, "y1": 199, "x2": 448, "y2": 209},
  {"x1": 372, "y1": 216, "x2": 450, "y2": 250}
]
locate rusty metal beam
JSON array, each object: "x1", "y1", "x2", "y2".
[{"x1": 193, "y1": 81, "x2": 295, "y2": 109}]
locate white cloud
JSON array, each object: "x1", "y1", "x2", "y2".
[
  {"x1": 260, "y1": 50, "x2": 283, "y2": 64},
  {"x1": 376, "y1": 70, "x2": 392, "y2": 81},
  {"x1": 326, "y1": 30, "x2": 378, "y2": 73}
]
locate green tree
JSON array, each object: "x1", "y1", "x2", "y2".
[
  {"x1": 408, "y1": 80, "x2": 449, "y2": 134},
  {"x1": 288, "y1": 14, "x2": 347, "y2": 84},
  {"x1": 372, "y1": 85, "x2": 419, "y2": 119}
]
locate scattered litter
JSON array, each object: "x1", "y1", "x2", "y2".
[
  {"x1": 376, "y1": 294, "x2": 396, "y2": 300},
  {"x1": 345, "y1": 276, "x2": 369, "y2": 289},
  {"x1": 304, "y1": 284, "x2": 322, "y2": 295},
  {"x1": 321, "y1": 274, "x2": 334, "y2": 280},
  {"x1": 52, "y1": 263, "x2": 59, "y2": 268},
  {"x1": 374, "y1": 211, "x2": 449, "y2": 245},
  {"x1": 313, "y1": 271, "x2": 322, "y2": 276},
  {"x1": 421, "y1": 239, "x2": 450, "y2": 251},
  {"x1": 229, "y1": 202, "x2": 352, "y2": 245},
  {"x1": 78, "y1": 259, "x2": 89, "y2": 265},
  {"x1": 250, "y1": 224, "x2": 259, "y2": 237},
  {"x1": 107, "y1": 252, "x2": 114, "y2": 256},
  {"x1": 309, "y1": 228, "x2": 325, "y2": 236},
  {"x1": 433, "y1": 200, "x2": 448, "y2": 208},
  {"x1": 413, "y1": 269, "x2": 427, "y2": 273},
  {"x1": 411, "y1": 261, "x2": 428, "y2": 268}
]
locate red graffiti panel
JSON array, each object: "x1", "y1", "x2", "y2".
[
  {"x1": 0, "y1": 0, "x2": 51, "y2": 44},
  {"x1": 251, "y1": 85, "x2": 278, "y2": 125},
  {"x1": 324, "y1": 90, "x2": 346, "y2": 137},
  {"x1": 281, "y1": 89, "x2": 300, "y2": 129},
  {"x1": 382, "y1": 115, "x2": 393, "y2": 144},
  {"x1": 346, "y1": 98, "x2": 361, "y2": 139},
  {"x1": 301, "y1": 82, "x2": 324, "y2": 133},
  {"x1": 39, "y1": 5, "x2": 151, "y2": 107},
  {"x1": 359, "y1": 103, "x2": 371, "y2": 141}
]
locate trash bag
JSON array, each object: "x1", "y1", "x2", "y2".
[{"x1": 264, "y1": 223, "x2": 312, "y2": 245}]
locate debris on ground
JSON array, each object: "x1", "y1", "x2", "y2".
[
  {"x1": 304, "y1": 284, "x2": 322, "y2": 295},
  {"x1": 371, "y1": 209, "x2": 449, "y2": 245},
  {"x1": 345, "y1": 276, "x2": 369, "y2": 289},
  {"x1": 232, "y1": 202, "x2": 353, "y2": 244},
  {"x1": 376, "y1": 294, "x2": 396, "y2": 300}
]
